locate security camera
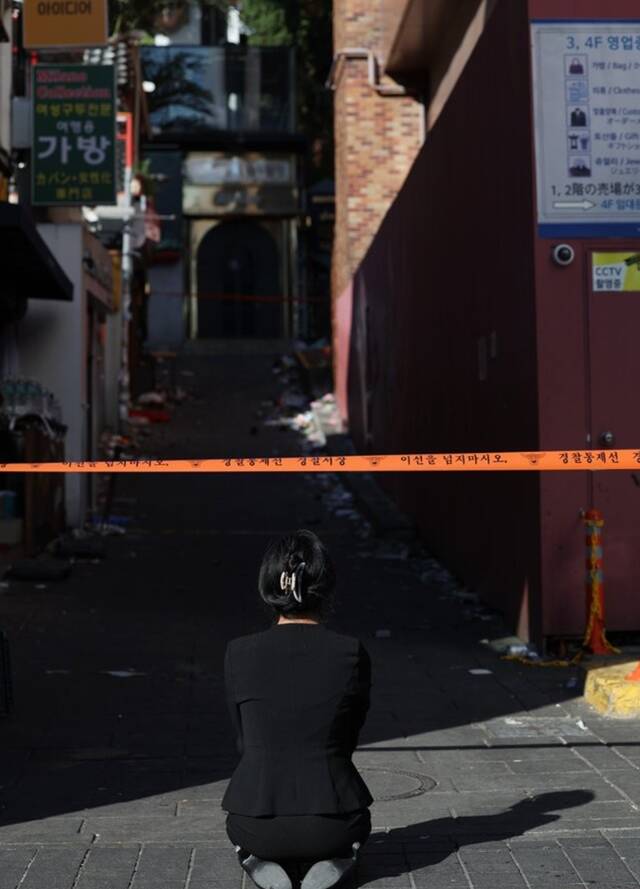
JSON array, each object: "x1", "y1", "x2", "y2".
[{"x1": 552, "y1": 244, "x2": 575, "y2": 267}]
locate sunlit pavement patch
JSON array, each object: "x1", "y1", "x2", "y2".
[{"x1": 479, "y1": 716, "x2": 594, "y2": 740}]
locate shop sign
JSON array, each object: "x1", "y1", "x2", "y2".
[
  {"x1": 592, "y1": 252, "x2": 640, "y2": 291},
  {"x1": 183, "y1": 152, "x2": 297, "y2": 216},
  {"x1": 532, "y1": 21, "x2": 640, "y2": 237},
  {"x1": 183, "y1": 184, "x2": 299, "y2": 216},
  {"x1": 184, "y1": 152, "x2": 295, "y2": 186},
  {"x1": 32, "y1": 65, "x2": 116, "y2": 206},
  {"x1": 23, "y1": 0, "x2": 108, "y2": 49}
]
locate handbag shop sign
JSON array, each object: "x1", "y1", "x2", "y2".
[
  {"x1": 532, "y1": 21, "x2": 640, "y2": 238},
  {"x1": 32, "y1": 65, "x2": 116, "y2": 207},
  {"x1": 23, "y1": 0, "x2": 108, "y2": 49}
]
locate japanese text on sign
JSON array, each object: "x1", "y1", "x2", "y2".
[
  {"x1": 32, "y1": 65, "x2": 116, "y2": 206},
  {"x1": 531, "y1": 21, "x2": 640, "y2": 237}
]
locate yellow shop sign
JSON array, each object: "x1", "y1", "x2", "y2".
[{"x1": 23, "y1": 0, "x2": 108, "y2": 49}]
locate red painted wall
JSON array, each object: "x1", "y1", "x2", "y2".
[
  {"x1": 346, "y1": 0, "x2": 543, "y2": 640},
  {"x1": 345, "y1": 0, "x2": 640, "y2": 642},
  {"x1": 530, "y1": 0, "x2": 640, "y2": 636}
]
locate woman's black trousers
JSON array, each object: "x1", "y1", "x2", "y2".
[{"x1": 226, "y1": 809, "x2": 371, "y2": 861}]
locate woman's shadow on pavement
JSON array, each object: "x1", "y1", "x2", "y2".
[{"x1": 356, "y1": 790, "x2": 595, "y2": 886}]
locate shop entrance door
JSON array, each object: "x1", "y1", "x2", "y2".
[
  {"x1": 196, "y1": 220, "x2": 281, "y2": 338},
  {"x1": 587, "y1": 251, "x2": 640, "y2": 628}
]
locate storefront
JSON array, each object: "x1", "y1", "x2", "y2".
[
  {"x1": 0, "y1": 202, "x2": 72, "y2": 556},
  {"x1": 19, "y1": 223, "x2": 115, "y2": 528},
  {"x1": 184, "y1": 151, "x2": 300, "y2": 340}
]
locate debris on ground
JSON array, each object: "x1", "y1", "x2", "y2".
[
  {"x1": 310, "y1": 393, "x2": 344, "y2": 437},
  {"x1": 92, "y1": 523, "x2": 126, "y2": 537},
  {"x1": 52, "y1": 535, "x2": 106, "y2": 559},
  {"x1": 100, "y1": 669, "x2": 147, "y2": 678},
  {"x1": 89, "y1": 515, "x2": 131, "y2": 529},
  {"x1": 278, "y1": 391, "x2": 308, "y2": 410},
  {"x1": 373, "y1": 541, "x2": 410, "y2": 561},
  {"x1": 126, "y1": 414, "x2": 151, "y2": 427},
  {"x1": 5, "y1": 558, "x2": 71, "y2": 582},
  {"x1": 137, "y1": 391, "x2": 166, "y2": 406},
  {"x1": 172, "y1": 386, "x2": 188, "y2": 404},
  {"x1": 129, "y1": 406, "x2": 171, "y2": 423},
  {"x1": 482, "y1": 635, "x2": 536, "y2": 657},
  {"x1": 272, "y1": 355, "x2": 297, "y2": 374}
]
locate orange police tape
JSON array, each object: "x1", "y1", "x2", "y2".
[{"x1": 1, "y1": 448, "x2": 640, "y2": 474}]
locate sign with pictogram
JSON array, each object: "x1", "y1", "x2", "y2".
[
  {"x1": 23, "y1": 0, "x2": 108, "y2": 49},
  {"x1": 532, "y1": 20, "x2": 640, "y2": 238},
  {"x1": 32, "y1": 65, "x2": 116, "y2": 206}
]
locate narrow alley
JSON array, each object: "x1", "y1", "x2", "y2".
[{"x1": 1, "y1": 347, "x2": 640, "y2": 889}]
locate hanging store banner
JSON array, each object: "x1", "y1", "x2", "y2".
[
  {"x1": 32, "y1": 65, "x2": 116, "y2": 206},
  {"x1": 183, "y1": 152, "x2": 298, "y2": 216},
  {"x1": 23, "y1": 0, "x2": 108, "y2": 49},
  {"x1": 531, "y1": 20, "x2": 640, "y2": 238},
  {"x1": 592, "y1": 252, "x2": 640, "y2": 291}
]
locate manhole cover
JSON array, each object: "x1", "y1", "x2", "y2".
[{"x1": 360, "y1": 768, "x2": 436, "y2": 801}]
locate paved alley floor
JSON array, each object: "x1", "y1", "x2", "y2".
[{"x1": 1, "y1": 345, "x2": 640, "y2": 889}]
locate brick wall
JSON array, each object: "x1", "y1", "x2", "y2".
[{"x1": 331, "y1": 0, "x2": 424, "y2": 299}]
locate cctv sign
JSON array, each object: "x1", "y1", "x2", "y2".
[
  {"x1": 23, "y1": 0, "x2": 108, "y2": 49},
  {"x1": 592, "y1": 252, "x2": 640, "y2": 292}
]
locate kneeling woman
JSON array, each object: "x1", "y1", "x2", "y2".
[{"x1": 222, "y1": 529, "x2": 373, "y2": 889}]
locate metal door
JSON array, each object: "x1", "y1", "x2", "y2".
[{"x1": 195, "y1": 219, "x2": 281, "y2": 339}]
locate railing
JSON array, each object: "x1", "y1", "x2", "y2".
[{"x1": 140, "y1": 45, "x2": 296, "y2": 137}]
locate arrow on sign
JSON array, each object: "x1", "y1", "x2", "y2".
[{"x1": 553, "y1": 200, "x2": 596, "y2": 210}]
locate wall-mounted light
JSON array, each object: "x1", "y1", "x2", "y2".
[{"x1": 142, "y1": 80, "x2": 157, "y2": 93}]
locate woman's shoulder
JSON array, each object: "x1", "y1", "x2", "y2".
[
  {"x1": 225, "y1": 628, "x2": 270, "y2": 655},
  {"x1": 324, "y1": 627, "x2": 370, "y2": 656},
  {"x1": 226, "y1": 626, "x2": 370, "y2": 657},
  {"x1": 227, "y1": 626, "x2": 273, "y2": 643}
]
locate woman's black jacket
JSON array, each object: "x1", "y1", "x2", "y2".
[{"x1": 222, "y1": 623, "x2": 373, "y2": 816}]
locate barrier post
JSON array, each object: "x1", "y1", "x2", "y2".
[{"x1": 583, "y1": 509, "x2": 618, "y2": 656}]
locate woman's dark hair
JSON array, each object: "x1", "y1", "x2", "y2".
[{"x1": 259, "y1": 529, "x2": 336, "y2": 619}]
